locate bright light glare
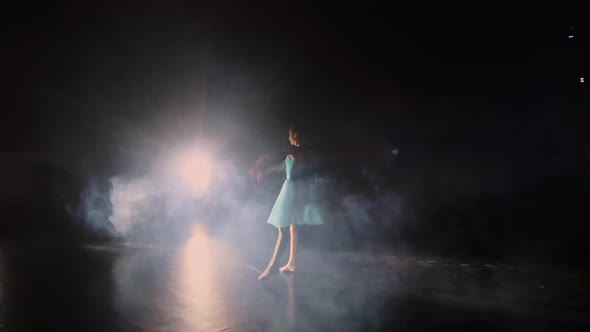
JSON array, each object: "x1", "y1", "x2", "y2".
[{"x1": 179, "y1": 153, "x2": 212, "y2": 196}]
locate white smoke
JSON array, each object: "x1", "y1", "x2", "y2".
[
  {"x1": 108, "y1": 175, "x2": 164, "y2": 235},
  {"x1": 77, "y1": 147, "x2": 406, "y2": 251}
]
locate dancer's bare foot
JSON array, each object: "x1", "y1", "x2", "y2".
[
  {"x1": 258, "y1": 268, "x2": 271, "y2": 280},
  {"x1": 279, "y1": 262, "x2": 295, "y2": 273}
]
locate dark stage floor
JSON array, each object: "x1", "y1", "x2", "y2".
[{"x1": 0, "y1": 224, "x2": 588, "y2": 332}]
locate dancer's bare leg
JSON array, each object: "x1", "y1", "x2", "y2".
[
  {"x1": 280, "y1": 224, "x2": 297, "y2": 272},
  {"x1": 258, "y1": 228, "x2": 283, "y2": 280}
]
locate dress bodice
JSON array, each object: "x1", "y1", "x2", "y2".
[{"x1": 285, "y1": 156, "x2": 295, "y2": 180}]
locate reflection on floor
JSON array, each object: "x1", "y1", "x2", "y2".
[{"x1": 0, "y1": 225, "x2": 588, "y2": 331}]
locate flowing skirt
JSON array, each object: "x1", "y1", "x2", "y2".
[{"x1": 266, "y1": 179, "x2": 324, "y2": 228}]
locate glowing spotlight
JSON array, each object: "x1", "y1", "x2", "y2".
[
  {"x1": 179, "y1": 153, "x2": 213, "y2": 196},
  {"x1": 581, "y1": 77, "x2": 585, "y2": 84}
]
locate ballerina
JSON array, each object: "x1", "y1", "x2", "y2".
[{"x1": 257, "y1": 126, "x2": 323, "y2": 280}]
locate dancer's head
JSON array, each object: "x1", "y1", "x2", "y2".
[{"x1": 288, "y1": 126, "x2": 301, "y2": 147}]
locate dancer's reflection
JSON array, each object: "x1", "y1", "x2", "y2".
[
  {"x1": 261, "y1": 273, "x2": 297, "y2": 332},
  {"x1": 282, "y1": 272, "x2": 296, "y2": 330}
]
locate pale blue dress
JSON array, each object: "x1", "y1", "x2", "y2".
[{"x1": 266, "y1": 156, "x2": 324, "y2": 228}]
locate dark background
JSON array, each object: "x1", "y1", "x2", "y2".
[{"x1": 2, "y1": 3, "x2": 589, "y2": 264}]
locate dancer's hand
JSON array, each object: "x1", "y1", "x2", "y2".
[
  {"x1": 249, "y1": 154, "x2": 273, "y2": 183},
  {"x1": 248, "y1": 165, "x2": 265, "y2": 183},
  {"x1": 256, "y1": 170, "x2": 264, "y2": 183},
  {"x1": 248, "y1": 165, "x2": 257, "y2": 178}
]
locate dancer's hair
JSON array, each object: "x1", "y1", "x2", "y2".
[{"x1": 289, "y1": 125, "x2": 303, "y2": 144}]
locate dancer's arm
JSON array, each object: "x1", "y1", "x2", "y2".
[{"x1": 265, "y1": 162, "x2": 286, "y2": 173}]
